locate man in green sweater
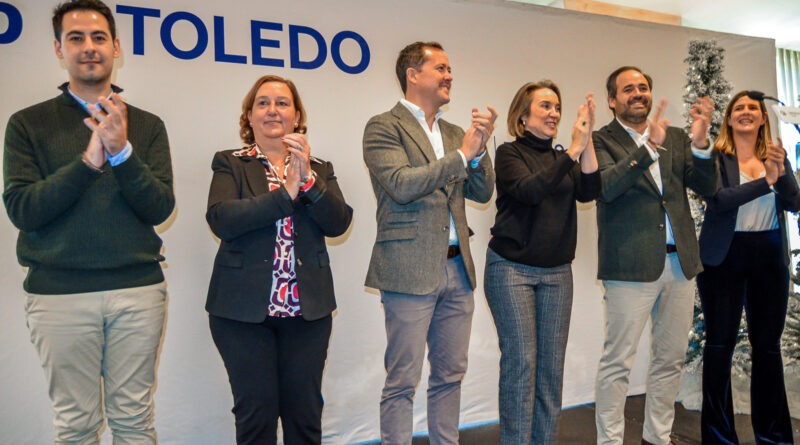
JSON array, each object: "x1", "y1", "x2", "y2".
[{"x1": 2, "y1": 1, "x2": 174, "y2": 443}]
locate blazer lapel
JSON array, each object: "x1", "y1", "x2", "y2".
[
  {"x1": 658, "y1": 134, "x2": 673, "y2": 193},
  {"x1": 441, "y1": 121, "x2": 460, "y2": 196},
  {"x1": 392, "y1": 102, "x2": 437, "y2": 163},
  {"x1": 241, "y1": 157, "x2": 270, "y2": 197},
  {"x1": 608, "y1": 119, "x2": 660, "y2": 194},
  {"x1": 722, "y1": 153, "x2": 740, "y2": 187}
]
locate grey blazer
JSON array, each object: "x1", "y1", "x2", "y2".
[
  {"x1": 593, "y1": 119, "x2": 718, "y2": 282},
  {"x1": 362, "y1": 102, "x2": 495, "y2": 295}
]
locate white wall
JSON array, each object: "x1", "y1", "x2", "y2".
[{"x1": 0, "y1": 0, "x2": 777, "y2": 443}]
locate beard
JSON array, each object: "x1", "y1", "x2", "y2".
[{"x1": 617, "y1": 97, "x2": 651, "y2": 124}]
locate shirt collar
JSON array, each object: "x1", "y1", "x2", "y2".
[
  {"x1": 67, "y1": 85, "x2": 113, "y2": 114},
  {"x1": 616, "y1": 117, "x2": 650, "y2": 145},
  {"x1": 400, "y1": 98, "x2": 443, "y2": 124}
]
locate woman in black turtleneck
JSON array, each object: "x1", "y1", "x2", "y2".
[{"x1": 484, "y1": 80, "x2": 600, "y2": 445}]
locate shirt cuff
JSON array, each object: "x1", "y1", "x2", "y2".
[
  {"x1": 107, "y1": 141, "x2": 133, "y2": 166},
  {"x1": 469, "y1": 149, "x2": 486, "y2": 168},
  {"x1": 691, "y1": 142, "x2": 714, "y2": 159},
  {"x1": 457, "y1": 149, "x2": 468, "y2": 167}
]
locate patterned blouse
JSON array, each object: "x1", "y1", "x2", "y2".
[{"x1": 232, "y1": 145, "x2": 315, "y2": 318}]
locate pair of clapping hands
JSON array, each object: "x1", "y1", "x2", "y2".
[
  {"x1": 82, "y1": 93, "x2": 128, "y2": 169},
  {"x1": 280, "y1": 134, "x2": 313, "y2": 199},
  {"x1": 567, "y1": 94, "x2": 597, "y2": 161},
  {"x1": 765, "y1": 139, "x2": 788, "y2": 185},
  {"x1": 647, "y1": 96, "x2": 713, "y2": 150},
  {"x1": 461, "y1": 106, "x2": 499, "y2": 161}
]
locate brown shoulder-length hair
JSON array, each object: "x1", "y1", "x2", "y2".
[
  {"x1": 714, "y1": 90, "x2": 771, "y2": 159},
  {"x1": 507, "y1": 80, "x2": 562, "y2": 138},
  {"x1": 239, "y1": 75, "x2": 307, "y2": 144}
]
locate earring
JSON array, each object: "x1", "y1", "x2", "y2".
[
  {"x1": 294, "y1": 122, "x2": 298, "y2": 128},
  {"x1": 249, "y1": 122, "x2": 253, "y2": 127}
]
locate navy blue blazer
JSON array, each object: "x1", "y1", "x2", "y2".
[
  {"x1": 205, "y1": 149, "x2": 353, "y2": 322},
  {"x1": 699, "y1": 152, "x2": 800, "y2": 267}
]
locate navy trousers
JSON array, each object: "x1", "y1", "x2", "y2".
[{"x1": 697, "y1": 230, "x2": 793, "y2": 445}]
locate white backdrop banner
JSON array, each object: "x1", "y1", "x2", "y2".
[{"x1": 0, "y1": 0, "x2": 777, "y2": 443}]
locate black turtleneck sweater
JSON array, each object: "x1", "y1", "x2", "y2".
[{"x1": 489, "y1": 131, "x2": 601, "y2": 267}]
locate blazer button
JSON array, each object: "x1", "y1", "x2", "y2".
[
  {"x1": 297, "y1": 259, "x2": 303, "y2": 267},
  {"x1": 662, "y1": 200, "x2": 667, "y2": 207},
  {"x1": 628, "y1": 160, "x2": 638, "y2": 168},
  {"x1": 658, "y1": 223, "x2": 665, "y2": 230},
  {"x1": 442, "y1": 226, "x2": 448, "y2": 232}
]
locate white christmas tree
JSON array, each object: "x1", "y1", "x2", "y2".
[{"x1": 682, "y1": 40, "x2": 738, "y2": 373}]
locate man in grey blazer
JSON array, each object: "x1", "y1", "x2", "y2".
[
  {"x1": 592, "y1": 66, "x2": 718, "y2": 445},
  {"x1": 363, "y1": 41, "x2": 496, "y2": 445}
]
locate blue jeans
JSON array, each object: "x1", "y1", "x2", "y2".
[{"x1": 484, "y1": 248, "x2": 573, "y2": 445}]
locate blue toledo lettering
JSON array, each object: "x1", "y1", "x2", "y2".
[
  {"x1": 331, "y1": 31, "x2": 370, "y2": 74},
  {"x1": 289, "y1": 25, "x2": 326, "y2": 70},
  {"x1": 115, "y1": 5, "x2": 159, "y2": 55},
  {"x1": 251, "y1": 20, "x2": 283, "y2": 67},
  {"x1": 0, "y1": 2, "x2": 23, "y2": 45},
  {"x1": 114, "y1": 5, "x2": 369, "y2": 73},
  {"x1": 214, "y1": 16, "x2": 246, "y2": 64},
  {"x1": 161, "y1": 11, "x2": 208, "y2": 60}
]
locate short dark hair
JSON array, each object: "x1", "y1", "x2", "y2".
[
  {"x1": 605, "y1": 66, "x2": 653, "y2": 104},
  {"x1": 395, "y1": 41, "x2": 443, "y2": 94},
  {"x1": 53, "y1": 0, "x2": 117, "y2": 42}
]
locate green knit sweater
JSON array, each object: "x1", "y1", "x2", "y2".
[{"x1": 3, "y1": 84, "x2": 175, "y2": 294}]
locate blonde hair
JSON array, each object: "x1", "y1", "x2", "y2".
[
  {"x1": 506, "y1": 80, "x2": 561, "y2": 139},
  {"x1": 714, "y1": 90, "x2": 771, "y2": 159}
]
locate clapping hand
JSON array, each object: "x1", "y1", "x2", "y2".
[
  {"x1": 83, "y1": 93, "x2": 128, "y2": 156},
  {"x1": 460, "y1": 106, "x2": 498, "y2": 161},
  {"x1": 82, "y1": 131, "x2": 106, "y2": 169},
  {"x1": 765, "y1": 138, "x2": 787, "y2": 185},
  {"x1": 647, "y1": 98, "x2": 669, "y2": 147},
  {"x1": 689, "y1": 96, "x2": 713, "y2": 148},
  {"x1": 284, "y1": 152, "x2": 302, "y2": 199},
  {"x1": 567, "y1": 93, "x2": 596, "y2": 160},
  {"x1": 282, "y1": 133, "x2": 312, "y2": 180}
]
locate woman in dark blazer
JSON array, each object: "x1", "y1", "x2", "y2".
[
  {"x1": 206, "y1": 75, "x2": 352, "y2": 445},
  {"x1": 484, "y1": 81, "x2": 600, "y2": 445},
  {"x1": 697, "y1": 90, "x2": 800, "y2": 444}
]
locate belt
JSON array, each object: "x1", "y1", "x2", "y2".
[
  {"x1": 447, "y1": 245, "x2": 461, "y2": 259},
  {"x1": 666, "y1": 244, "x2": 677, "y2": 253}
]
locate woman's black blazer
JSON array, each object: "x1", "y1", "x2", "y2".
[
  {"x1": 699, "y1": 152, "x2": 800, "y2": 267},
  {"x1": 205, "y1": 150, "x2": 353, "y2": 322}
]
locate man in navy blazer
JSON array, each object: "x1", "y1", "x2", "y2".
[
  {"x1": 592, "y1": 66, "x2": 718, "y2": 445},
  {"x1": 363, "y1": 41, "x2": 496, "y2": 444}
]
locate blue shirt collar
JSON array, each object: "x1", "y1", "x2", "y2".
[{"x1": 67, "y1": 85, "x2": 112, "y2": 114}]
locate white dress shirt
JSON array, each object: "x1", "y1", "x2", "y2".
[
  {"x1": 616, "y1": 118, "x2": 713, "y2": 246},
  {"x1": 400, "y1": 99, "x2": 462, "y2": 246}
]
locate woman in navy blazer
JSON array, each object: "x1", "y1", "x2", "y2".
[
  {"x1": 206, "y1": 75, "x2": 352, "y2": 444},
  {"x1": 697, "y1": 90, "x2": 800, "y2": 445}
]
